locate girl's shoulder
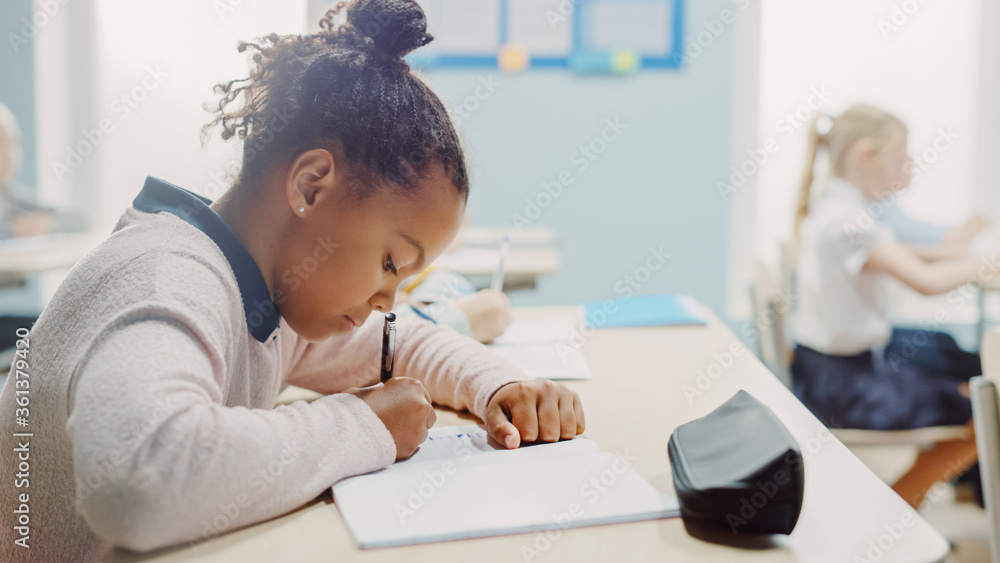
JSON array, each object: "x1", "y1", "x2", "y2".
[
  {"x1": 32, "y1": 207, "x2": 247, "y2": 380},
  {"x1": 79, "y1": 207, "x2": 244, "y2": 314}
]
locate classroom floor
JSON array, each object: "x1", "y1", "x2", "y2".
[
  {"x1": 925, "y1": 500, "x2": 992, "y2": 563},
  {"x1": 850, "y1": 445, "x2": 992, "y2": 563}
]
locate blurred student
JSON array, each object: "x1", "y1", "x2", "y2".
[
  {"x1": 0, "y1": 2, "x2": 584, "y2": 561},
  {"x1": 396, "y1": 267, "x2": 513, "y2": 343},
  {"x1": 0, "y1": 101, "x2": 85, "y2": 238},
  {"x1": 789, "y1": 104, "x2": 989, "y2": 507},
  {"x1": 0, "y1": 102, "x2": 87, "y2": 350}
]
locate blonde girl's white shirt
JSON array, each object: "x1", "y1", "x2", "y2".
[{"x1": 791, "y1": 177, "x2": 896, "y2": 355}]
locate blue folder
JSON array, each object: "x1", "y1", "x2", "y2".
[{"x1": 583, "y1": 294, "x2": 708, "y2": 329}]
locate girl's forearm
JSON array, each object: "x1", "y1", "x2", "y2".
[
  {"x1": 906, "y1": 243, "x2": 971, "y2": 263},
  {"x1": 71, "y1": 318, "x2": 395, "y2": 551},
  {"x1": 866, "y1": 243, "x2": 997, "y2": 295},
  {"x1": 917, "y1": 255, "x2": 993, "y2": 295}
]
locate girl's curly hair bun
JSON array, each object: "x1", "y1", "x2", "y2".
[
  {"x1": 205, "y1": 0, "x2": 466, "y2": 201},
  {"x1": 321, "y1": 0, "x2": 433, "y2": 63}
]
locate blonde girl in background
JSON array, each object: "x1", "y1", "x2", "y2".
[{"x1": 789, "y1": 104, "x2": 992, "y2": 508}]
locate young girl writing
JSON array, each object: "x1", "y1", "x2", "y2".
[
  {"x1": 0, "y1": 1, "x2": 584, "y2": 560},
  {"x1": 789, "y1": 103, "x2": 987, "y2": 506}
]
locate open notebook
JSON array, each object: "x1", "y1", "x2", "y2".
[
  {"x1": 489, "y1": 316, "x2": 592, "y2": 380},
  {"x1": 332, "y1": 425, "x2": 679, "y2": 549}
]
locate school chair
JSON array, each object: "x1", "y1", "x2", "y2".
[
  {"x1": 972, "y1": 326, "x2": 1000, "y2": 561},
  {"x1": 749, "y1": 260, "x2": 792, "y2": 387},
  {"x1": 749, "y1": 241, "x2": 806, "y2": 386}
]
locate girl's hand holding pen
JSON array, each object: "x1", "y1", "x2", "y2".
[
  {"x1": 484, "y1": 380, "x2": 585, "y2": 449},
  {"x1": 346, "y1": 378, "x2": 436, "y2": 461}
]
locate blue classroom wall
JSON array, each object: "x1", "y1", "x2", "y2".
[
  {"x1": 423, "y1": 0, "x2": 734, "y2": 316},
  {"x1": 0, "y1": 0, "x2": 43, "y2": 315}
]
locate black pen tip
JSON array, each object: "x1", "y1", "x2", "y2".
[{"x1": 385, "y1": 312, "x2": 396, "y2": 322}]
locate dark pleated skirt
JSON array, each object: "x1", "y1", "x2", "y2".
[{"x1": 791, "y1": 328, "x2": 977, "y2": 430}]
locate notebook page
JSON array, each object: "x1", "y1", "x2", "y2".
[
  {"x1": 492, "y1": 316, "x2": 578, "y2": 346},
  {"x1": 333, "y1": 452, "x2": 680, "y2": 549},
  {"x1": 491, "y1": 342, "x2": 592, "y2": 380},
  {"x1": 378, "y1": 425, "x2": 599, "y2": 476}
]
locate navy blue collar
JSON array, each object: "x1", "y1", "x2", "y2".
[{"x1": 132, "y1": 176, "x2": 281, "y2": 343}]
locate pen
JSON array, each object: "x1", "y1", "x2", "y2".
[
  {"x1": 380, "y1": 312, "x2": 396, "y2": 383},
  {"x1": 491, "y1": 234, "x2": 509, "y2": 292}
]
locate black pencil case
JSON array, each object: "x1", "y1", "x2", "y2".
[{"x1": 667, "y1": 390, "x2": 804, "y2": 535}]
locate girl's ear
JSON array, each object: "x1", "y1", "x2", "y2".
[
  {"x1": 284, "y1": 149, "x2": 338, "y2": 214},
  {"x1": 849, "y1": 138, "x2": 878, "y2": 166}
]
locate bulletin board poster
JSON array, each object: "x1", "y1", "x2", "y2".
[{"x1": 408, "y1": 0, "x2": 683, "y2": 73}]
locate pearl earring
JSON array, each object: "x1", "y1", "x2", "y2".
[{"x1": 298, "y1": 207, "x2": 305, "y2": 213}]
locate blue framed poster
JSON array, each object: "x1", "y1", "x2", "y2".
[{"x1": 408, "y1": 0, "x2": 684, "y2": 72}]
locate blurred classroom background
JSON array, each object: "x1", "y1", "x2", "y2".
[
  {"x1": 1, "y1": 0, "x2": 997, "y2": 559},
  {"x1": 3, "y1": 0, "x2": 996, "y2": 336}
]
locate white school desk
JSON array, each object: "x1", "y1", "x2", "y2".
[
  {"x1": 461, "y1": 226, "x2": 556, "y2": 248},
  {"x1": 0, "y1": 232, "x2": 102, "y2": 275},
  {"x1": 431, "y1": 246, "x2": 560, "y2": 291},
  {"x1": 0, "y1": 231, "x2": 104, "y2": 312},
  {"x1": 106, "y1": 307, "x2": 949, "y2": 563}
]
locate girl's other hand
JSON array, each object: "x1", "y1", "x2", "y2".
[
  {"x1": 346, "y1": 377, "x2": 436, "y2": 461},
  {"x1": 484, "y1": 380, "x2": 585, "y2": 449},
  {"x1": 454, "y1": 289, "x2": 513, "y2": 343}
]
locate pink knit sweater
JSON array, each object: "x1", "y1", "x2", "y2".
[{"x1": 0, "y1": 182, "x2": 528, "y2": 562}]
